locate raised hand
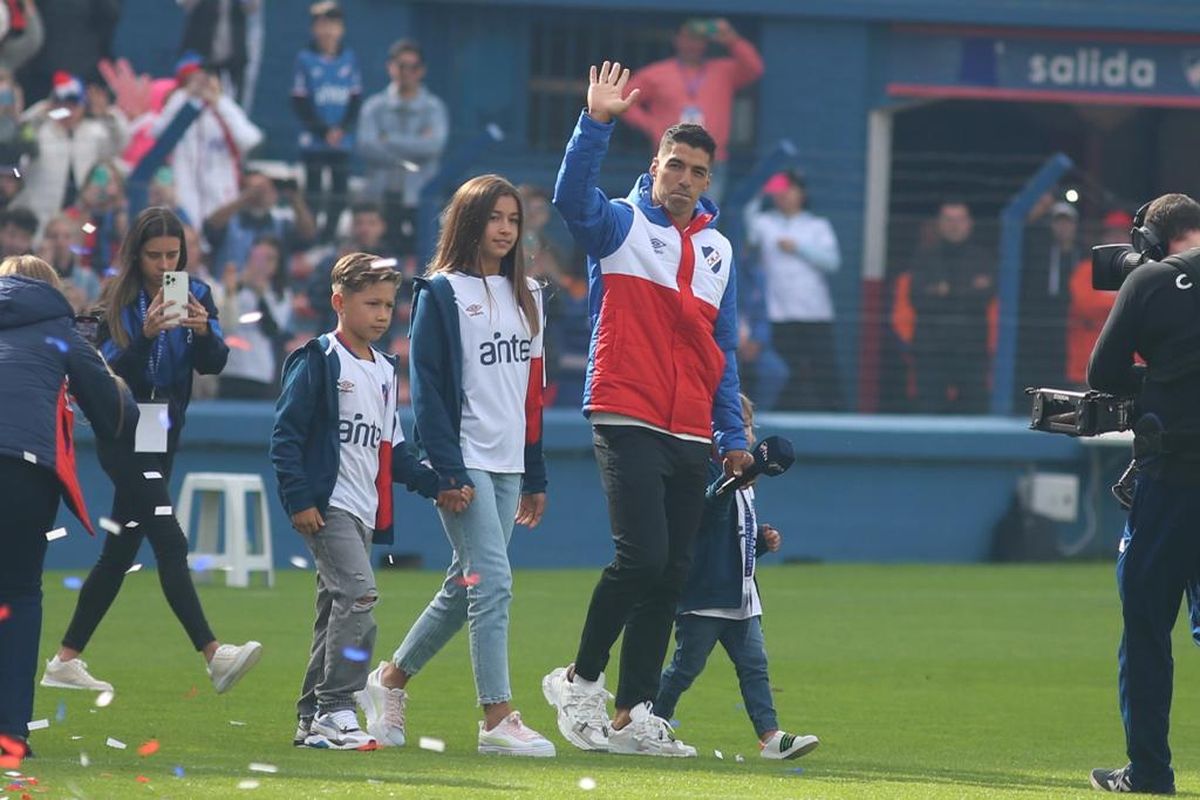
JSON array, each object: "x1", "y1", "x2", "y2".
[
  {"x1": 586, "y1": 61, "x2": 640, "y2": 124},
  {"x1": 98, "y1": 58, "x2": 152, "y2": 120}
]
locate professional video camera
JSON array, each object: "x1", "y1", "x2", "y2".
[{"x1": 1026, "y1": 388, "x2": 1136, "y2": 437}]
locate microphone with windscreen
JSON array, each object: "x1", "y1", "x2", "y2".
[{"x1": 710, "y1": 435, "x2": 795, "y2": 498}]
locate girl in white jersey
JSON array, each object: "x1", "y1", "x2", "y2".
[{"x1": 355, "y1": 174, "x2": 555, "y2": 756}]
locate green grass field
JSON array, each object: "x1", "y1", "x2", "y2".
[{"x1": 11, "y1": 563, "x2": 1200, "y2": 799}]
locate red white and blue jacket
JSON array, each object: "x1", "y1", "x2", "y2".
[
  {"x1": 553, "y1": 111, "x2": 747, "y2": 453},
  {"x1": 0, "y1": 276, "x2": 138, "y2": 532}
]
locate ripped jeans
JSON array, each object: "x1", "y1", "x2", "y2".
[{"x1": 297, "y1": 507, "x2": 378, "y2": 717}]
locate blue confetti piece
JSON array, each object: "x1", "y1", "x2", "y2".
[
  {"x1": 56, "y1": 699, "x2": 66, "y2": 722},
  {"x1": 669, "y1": 718, "x2": 680, "y2": 729},
  {"x1": 103, "y1": 268, "x2": 119, "y2": 279},
  {"x1": 788, "y1": 767, "x2": 805, "y2": 776},
  {"x1": 191, "y1": 555, "x2": 214, "y2": 573},
  {"x1": 173, "y1": 765, "x2": 185, "y2": 778},
  {"x1": 158, "y1": 408, "x2": 171, "y2": 430},
  {"x1": 69, "y1": 244, "x2": 93, "y2": 256},
  {"x1": 44, "y1": 336, "x2": 68, "y2": 353},
  {"x1": 342, "y1": 646, "x2": 368, "y2": 662},
  {"x1": 63, "y1": 576, "x2": 83, "y2": 590}
]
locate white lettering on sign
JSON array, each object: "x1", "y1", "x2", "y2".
[{"x1": 1028, "y1": 49, "x2": 1156, "y2": 89}]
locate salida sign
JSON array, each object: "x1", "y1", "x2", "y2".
[{"x1": 1026, "y1": 48, "x2": 1156, "y2": 89}]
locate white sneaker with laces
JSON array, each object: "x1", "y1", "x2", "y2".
[
  {"x1": 541, "y1": 664, "x2": 611, "y2": 751},
  {"x1": 207, "y1": 641, "x2": 263, "y2": 694},
  {"x1": 355, "y1": 661, "x2": 407, "y2": 747},
  {"x1": 760, "y1": 730, "x2": 820, "y2": 760},
  {"x1": 292, "y1": 717, "x2": 312, "y2": 747},
  {"x1": 304, "y1": 709, "x2": 377, "y2": 751},
  {"x1": 478, "y1": 711, "x2": 556, "y2": 757},
  {"x1": 40, "y1": 655, "x2": 113, "y2": 692},
  {"x1": 609, "y1": 701, "x2": 696, "y2": 757}
]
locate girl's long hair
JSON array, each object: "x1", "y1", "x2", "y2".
[
  {"x1": 99, "y1": 207, "x2": 188, "y2": 349},
  {"x1": 426, "y1": 174, "x2": 539, "y2": 335}
]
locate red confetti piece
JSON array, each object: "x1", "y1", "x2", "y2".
[
  {"x1": 454, "y1": 572, "x2": 481, "y2": 587},
  {"x1": 136, "y1": 775, "x2": 150, "y2": 783},
  {"x1": 183, "y1": 685, "x2": 198, "y2": 699},
  {"x1": 0, "y1": 604, "x2": 10, "y2": 622},
  {"x1": 225, "y1": 335, "x2": 251, "y2": 351},
  {"x1": 137, "y1": 739, "x2": 159, "y2": 757}
]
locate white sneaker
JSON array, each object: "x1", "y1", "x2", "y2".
[
  {"x1": 304, "y1": 709, "x2": 377, "y2": 751},
  {"x1": 760, "y1": 730, "x2": 819, "y2": 760},
  {"x1": 609, "y1": 701, "x2": 696, "y2": 757},
  {"x1": 207, "y1": 641, "x2": 263, "y2": 694},
  {"x1": 40, "y1": 655, "x2": 113, "y2": 692},
  {"x1": 355, "y1": 661, "x2": 406, "y2": 747},
  {"x1": 293, "y1": 717, "x2": 312, "y2": 747},
  {"x1": 541, "y1": 664, "x2": 611, "y2": 751},
  {"x1": 478, "y1": 711, "x2": 556, "y2": 757}
]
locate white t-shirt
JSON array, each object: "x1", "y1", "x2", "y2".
[
  {"x1": 327, "y1": 335, "x2": 399, "y2": 529},
  {"x1": 747, "y1": 210, "x2": 840, "y2": 323},
  {"x1": 445, "y1": 272, "x2": 543, "y2": 474},
  {"x1": 688, "y1": 485, "x2": 763, "y2": 620}
]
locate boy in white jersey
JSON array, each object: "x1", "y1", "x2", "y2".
[
  {"x1": 653, "y1": 395, "x2": 820, "y2": 761},
  {"x1": 271, "y1": 252, "x2": 439, "y2": 750}
]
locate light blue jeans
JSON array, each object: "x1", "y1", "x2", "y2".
[{"x1": 392, "y1": 469, "x2": 520, "y2": 705}]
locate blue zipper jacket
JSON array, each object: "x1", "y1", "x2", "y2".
[
  {"x1": 0, "y1": 275, "x2": 138, "y2": 531},
  {"x1": 270, "y1": 333, "x2": 438, "y2": 545},
  {"x1": 408, "y1": 274, "x2": 548, "y2": 495},
  {"x1": 678, "y1": 460, "x2": 770, "y2": 614},
  {"x1": 100, "y1": 277, "x2": 227, "y2": 454}
]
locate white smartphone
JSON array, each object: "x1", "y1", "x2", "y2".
[{"x1": 161, "y1": 271, "x2": 189, "y2": 324}]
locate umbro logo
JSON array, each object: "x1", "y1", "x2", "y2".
[
  {"x1": 650, "y1": 237, "x2": 667, "y2": 255},
  {"x1": 337, "y1": 379, "x2": 355, "y2": 393},
  {"x1": 702, "y1": 245, "x2": 723, "y2": 273},
  {"x1": 464, "y1": 303, "x2": 485, "y2": 317}
]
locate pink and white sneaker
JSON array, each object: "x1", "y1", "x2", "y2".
[{"x1": 477, "y1": 711, "x2": 556, "y2": 757}]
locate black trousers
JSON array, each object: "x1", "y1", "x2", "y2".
[
  {"x1": 771, "y1": 321, "x2": 844, "y2": 411},
  {"x1": 302, "y1": 150, "x2": 350, "y2": 241},
  {"x1": 0, "y1": 457, "x2": 59, "y2": 740},
  {"x1": 574, "y1": 424, "x2": 710, "y2": 709},
  {"x1": 62, "y1": 443, "x2": 216, "y2": 652}
]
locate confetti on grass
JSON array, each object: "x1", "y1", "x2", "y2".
[
  {"x1": 137, "y1": 740, "x2": 159, "y2": 757},
  {"x1": 713, "y1": 749, "x2": 723, "y2": 760},
  {"x1": 238, "y1": 779, "x2": 260, "y2": 790},
  {"x1": 248, "y1": 763, "x2": 277, "y2": 774},
  {"x1": 106, "y1": 737, "x2": 126, "y2": 749},
  {"x1": 95, "y1": 691, "x2": 114, "y2": 708},
  {"x1": 418, "y1": 737, "x2": 445, "y2": 753},
  {"x1": 25, "y1": 720, "x2": 47, "y2": 732},
  {"x1": 578, "y1": 776, "x2": 597, "y2": 791}
]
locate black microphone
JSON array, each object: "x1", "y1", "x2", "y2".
[{"x1": 711, "y1": 435, "x2": 795, "y2": 497}]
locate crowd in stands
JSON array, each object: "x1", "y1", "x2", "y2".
[{"x1": 0, "y1": 0, "x2": 1127, "y2": 415}]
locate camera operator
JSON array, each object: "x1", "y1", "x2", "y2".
[{"x1": 1086, "y1": 193, "x2": 1200, "y2": 795}]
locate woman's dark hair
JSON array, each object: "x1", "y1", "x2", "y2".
[
  {"x1": 99, "y1": 207, "x2": 187, "y2": 349},
  {"x1": 427, "y1": 174, "x2": 539, "y2": 335}
]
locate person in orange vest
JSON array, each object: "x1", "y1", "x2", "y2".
[{"x1": 1065, "y1": 210, "x2": 1130, "y2": 386}]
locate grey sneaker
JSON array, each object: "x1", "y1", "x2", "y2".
[
  {"x1": 207, "y1": 641, "x2": 262, "y2": 694},
  {"x1": 541, "y1": 665, "x2": 611, "y2": 751},
  {"x1": 304, "y1": 709, "x2": 377, "y2": 751},
  {"x1": 40, "y1": 655, "x2": 113, "y2": 692},
  {"x1": 608, "y1": 701, "x2": 696, "y2": 757},
  {"x1": 293, "y1": 717, "x2": 312, "y2": 747}
]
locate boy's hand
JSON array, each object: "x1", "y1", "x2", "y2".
[
  {"x1": 515, "y1": 492, "x2": 546, "y2": 528},
  {"x1": 761, "y1": 524, "x2": 782, "y2": 552},
  {"x1": 291, "y1": 507, "x2": 324, "y2": 536},
  {"x1": 436, "y1": 486, "x2": 473, "y2": 514}
]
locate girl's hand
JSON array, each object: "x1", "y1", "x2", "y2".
[
  {"x1": 515, "y1": 492, "x2": 546, "y2": 528},
  {"x1": 142, "y1": 288, "x2": 176, "y2": 338},
  {"x1": 180, "y1": 292, "x2": 210, "y2": 335}
]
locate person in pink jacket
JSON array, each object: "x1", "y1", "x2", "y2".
[{"x1": 623, "y1": 18, "x2": 763, "y2": 202}]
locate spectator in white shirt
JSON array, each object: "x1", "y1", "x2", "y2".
[{"x1": 745, "y1": 169, "x2": 843, "y2": 411}]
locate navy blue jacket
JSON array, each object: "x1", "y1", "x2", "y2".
[
  {"x1": 100, "y1": 277, "x2": 227, "y2": 454},
  {"x1": 408, "y1": 274, "x2": 548, "y2": 495},
  {"x1": 678, "y1": 460, "x2": 770, "y2": 614},
  {"x1": 0, "y1": 275, "x2": 138, "y2": 530},
  {"x1": 270, "y1": 333, "x2": 438, "y2": 545}
]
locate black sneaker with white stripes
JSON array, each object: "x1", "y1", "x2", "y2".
[{"x1": 1090, "y1": 765, "x2": 1175, "y2": 795}]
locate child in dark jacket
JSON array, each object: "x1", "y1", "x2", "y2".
[
  {"x1": 271, "y1": 252, "x2": 438, "y2": 751},
  {"x1": 653, "y1": 394, "x2": 819, "y2": 760}
]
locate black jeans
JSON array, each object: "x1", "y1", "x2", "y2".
[
  {"x1": 62, "y1": 443, "x2": 216, "y2": 652},
  {"x1": 574, "y1": 425, "x2": 710, "y2": 708},
  {"x1": 771, "y1": 321, "x2": 844, "y2": 411},
  {"x1": 0, "y1": 457, "x2": 59, "y2": 740},
  {"x1": 303, "y1": 150, "x2": 350, "y2": 241}
]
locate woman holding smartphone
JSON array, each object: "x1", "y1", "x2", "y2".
[{"x1": 41, "y1": 207, "x2": 262, "y2": 697}]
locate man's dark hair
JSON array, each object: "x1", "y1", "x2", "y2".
[
  {"x1": 388, "y1": 39, "x2": 423, "y2": 64},
  {"x1": 1, "y1": 206, "x2": 38, "y2": 235},
  {"x1": 658, "y1": 123, "x2": 716, "y2": 164},
  {"x1": 349, "y1": 200, "x2": 384, "y2": 219},
  {"x1": 1145, "y1": 193, "x2": 1200, "y2": 246}
]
